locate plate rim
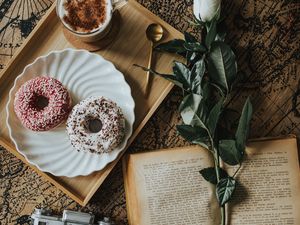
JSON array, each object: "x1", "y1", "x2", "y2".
[{"x1": 6, "y1": 48, "x2": 135, "y2": 177}]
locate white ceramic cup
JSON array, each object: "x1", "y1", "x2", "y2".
[{"x1": 56, "y1": 0, "x2": 113, "y2": 43}]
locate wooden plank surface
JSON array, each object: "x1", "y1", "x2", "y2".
[
  {"x1": 0, "y1": 0, "x2": 299, "y2": 224},
  {"x1": 0, "y1": 0, "x2": 183, "y2": 206}
]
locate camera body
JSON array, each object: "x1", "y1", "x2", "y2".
[{"x1": 31, "y1": 208, "x2": 115, "y2": 225}]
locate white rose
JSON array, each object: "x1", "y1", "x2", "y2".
[{"x1": 193, "y1": 0, "x2": 221, "y2": 22}]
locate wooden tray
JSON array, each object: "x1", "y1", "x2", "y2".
[{"x1": 0, "y1": 0, "x2": 183, "y2": 206}]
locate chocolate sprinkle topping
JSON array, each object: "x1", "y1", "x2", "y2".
[
  {"x1": 66, "y1": 96, "x2": 125, "y2": 154},
  {"x1": 63, "y1": 0, "x2": 107, "y2": 32}
]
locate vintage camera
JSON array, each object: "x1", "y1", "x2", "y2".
[{"x1": 31, "y1": 208, "x2": 115, "y2": 225}]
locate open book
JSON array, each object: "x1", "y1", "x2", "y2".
[{"x1": 122, "y1": 136, "x2": 300, "y2": 225}]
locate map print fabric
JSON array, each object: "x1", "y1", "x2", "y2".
[{"x1": 0, "y1": 0, "x2": 299, "y2": 224}]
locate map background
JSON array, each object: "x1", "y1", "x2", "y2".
[{"x1": 0, "y1": 0, "x2": 299, "y2": 224}]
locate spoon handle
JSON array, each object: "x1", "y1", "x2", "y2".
[{"x1": 145, "y1": 41, "x2": 153, "y2": 96}]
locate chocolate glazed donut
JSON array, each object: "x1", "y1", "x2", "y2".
[
  {"x1": 14, "y1": 76, "x2": 72, "y2": 131},
  {"x1": 66, "y1": 96, "x2": 125, "y2": 154}
]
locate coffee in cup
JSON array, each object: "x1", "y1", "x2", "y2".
[{"x1": 57, "y1": 0, "x2": 113, "y2": 42}]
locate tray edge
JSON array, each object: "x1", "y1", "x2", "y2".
[
  {"x1": 0, "y1": 3, "x2": 57, "y2": 92},
  {"x1": 0, "y1": 137, "x2": 86, "y2": 205},
  {"x1": 0, "y1": 0, "x2": 184, "y2": 206}
]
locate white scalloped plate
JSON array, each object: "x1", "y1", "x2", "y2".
[{"x1": 6, "y1": 49, "x2": 135, "y2": 177}]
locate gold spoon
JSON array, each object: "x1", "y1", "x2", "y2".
[{"x1": 144, "y1": 23, "x2": 164, "y2": 96}]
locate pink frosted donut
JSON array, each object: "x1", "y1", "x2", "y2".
[{"x1": 14, "y1": 76, "x2": 72, "y2": 131}]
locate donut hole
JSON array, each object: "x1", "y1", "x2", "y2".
[
  {"x1": 85, "y1": 117, "x2": 103, "y2": 133},
  {"x1": 31, "y1": 94, "x2": 49, "y2": 110}
]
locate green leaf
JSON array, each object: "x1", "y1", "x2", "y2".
[
  {"x1": 207, "y1": 99, "x2": 223, "y2": 136},
  {"x1": 173, "y1": 61, "x2": 191, "y2": 89},
  {"x1": 215, "y1": 22, "x2": 227, "y2": 42},
  {"x1": 190, "y1": 59, "x2": 205, "y2": 94},
  {"x1": 172, "y1": 60, "x2": 205, "y2": 95},
  {"x1": 179, "y1": 93, "x2": 208, "y2": 128},
  {"x1": 184, "y1": 32, "x2": 198, "y2": 43},
  {"x1": 176, "y1": 124, "x2": 208, "y2": 146},
  {"x1": 208, "y1": 42, "x2": 237, "y2": 94},
  {"x1": 201, "y1": 81, "x2": 211, "y2": 102},
  {"x1": 186, "y1": 51, "x2": 197, "y2": 66},
  {"x1": 199, "y1": 167, "x2": 229, "y2": 185},
  {"x1": 186, "y1": 51, "x2": 203, "y2": 67},
  {"x1": 133, "y1": 64, "x2": 183, "y2": 89},
  {"x1": 219, "y1": 139, "x2": 241, "y2": 165},
  {"x1": 235, "y1": 97, "x2": 253, "y2": 151},
  {"x1": 184, "y1": 42, "x2": 207, "y2": 52},
  {"x1": 217, "y1": 108, "x2": 240, "y2": 139},
  {"x1": 205, "y1": 19, "x2": 217, "y2": 48},
  {"x1": 136, "y1": 59, "x2": 206, "y2": 96},
  {"x1": 215, "y1": 32, "x2": 226, "y2": 42},
  {"x1": 216, "y1": 177, "x2": 236, "y2": 206},
  {"x1": 155, "y1": 39, "x2": 186, "y2": 57}
]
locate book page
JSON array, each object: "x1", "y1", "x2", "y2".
[
  {"x1": 123, "y1": 137, "x2": 300, "y2": 225},
  {"x1": 228, "y1": 137, "x2": 300, "y2": 224},
  {"x1": 123, "y1": 146, "x2": 219, "y2": 225}
]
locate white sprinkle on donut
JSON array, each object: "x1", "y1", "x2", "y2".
[
  {"x1": 14, "y1": 76, "x2": 72, "y2": 131},
  {"x1": 66, "y1": 96, "x2": 125, "y2": 154}
]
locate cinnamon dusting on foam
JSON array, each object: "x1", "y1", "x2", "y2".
[{"x1": 63, "y1": 0, "x2": 107, "y2": 33}]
